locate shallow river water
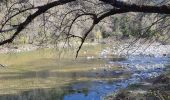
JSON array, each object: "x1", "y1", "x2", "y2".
[
  {"x1": 63, "y1": 55, "x2": 170, "y2": 100},
  {"x1": 0, "y1": 47, "x2": 169, "y2": 100}
]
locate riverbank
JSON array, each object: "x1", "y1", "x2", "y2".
[
  {"x1": 0, "y1": 40, "x2": 170, "y2": 57},
  {"x1": 0, "y1": 44, "x2": 39, "y2": 53},
  {"x1": 104, "y1": 56, "x2": 170, "y2": 100},
  {"x1": 105, "y1": 74, "x2": 170, "y2": 100},
  {"x1": 100, "y1": 41, "x2": 170, "y2": 58},
  {"x1": 0, "y1": 41, "x2": 170, "y2": 100},
  {"x1": 0, "y1": 42, "x2": 100, "y2": 54}
]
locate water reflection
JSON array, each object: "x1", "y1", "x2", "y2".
[
  {"x1": 0, "y1": 56, "x2": 169, "y2": 100},
  {"x1": 0, "y1": 80, "x2": 125, "y2": 100},
  {"x1": 0, "y1": 69, "x2": 129, "y2": 80},
  {"x1": 0, "y1": 87, "x2": 68, "y2": 100}
]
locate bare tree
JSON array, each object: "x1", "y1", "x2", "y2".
[{"x1": 0, "y1": 0, "x2": 170, "y2": 57}]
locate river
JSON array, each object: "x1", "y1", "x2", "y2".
[
  {"x1": 0, "y1": 46, "x2": 169, "y2": 100},
  {"x1": 64, "y1": 55, "x2": 170, "y2": 100}
]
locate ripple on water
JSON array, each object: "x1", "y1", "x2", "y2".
[{"x1": 64, "y1": 55, "x2": 170, "y2": 100}]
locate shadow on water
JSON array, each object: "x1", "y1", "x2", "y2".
[
  {"x1": 0, "y1": 79, "x2": 128, "y2": 100},
  {"x1": 0, "y1": 86, "x2": 75, "y2": 100}
]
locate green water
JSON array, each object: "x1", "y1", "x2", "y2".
[{"x1": 0, "y1": 45, "x2": 122, "y2": 95}]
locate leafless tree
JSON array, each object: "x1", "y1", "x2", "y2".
[{"x1": 0, "y1": 0, "x2": 170, "y2": 57}]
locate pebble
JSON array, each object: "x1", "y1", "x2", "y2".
[
  {"x1": 93, "y1": 68, "x2": 97, "y2": 70},
  {"x1": 100, "y1": 43, "x2": 170, "y2": 58},
  {"x1": 87, "y1": 56, "x2": 94, "y2": 60}
]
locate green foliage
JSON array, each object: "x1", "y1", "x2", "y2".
[
  {"x1": 130, "y1": 29, "x2": 139, "y2": 37},
  {"x1": 102, "y1": 31, "x2": 111, "y2": 38},
  {"x1": 139, "y1": 29, "x2": 157, "y2": 38},
  {"x1": 120, "y1": 16, "x2": 130, "y2": 38}
]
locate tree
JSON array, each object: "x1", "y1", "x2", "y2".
[{"x1": 0, "y1": 0, "x2": 170, "y2": 57}]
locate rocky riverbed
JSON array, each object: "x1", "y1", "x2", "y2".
[
  {"x1": 105, "y1": 74, "x2": 170, "y2": 100},
  {"x1": 100, "y1": 42, "x2": 170, "y2": 57},
  {"x1": 0, "y1": 42, "x2": 170, "y2": 100},
  {"x1": 0, "y1": 44, "x2": 38, "y2": 53},
  {"x1": 0, "y1": 44, "x2": 59, "y2": 54},
  {"x1": 62, "y1": 49, "x2": 170, "y2": 100},
  {"x1": 99, "y1": 42, "x2": 170, "y2": 100}
]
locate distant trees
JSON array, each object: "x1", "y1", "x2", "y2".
[{"x1": 0, "y1": 0, "x2": 170, "y2": 56}]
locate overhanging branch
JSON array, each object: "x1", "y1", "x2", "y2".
[
  {"x1": 100, "y1": 0, "x2": 170, "y2": 14},
  {"x1": 0, "y1": 0, "x2": 75, "y2": 45}
]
